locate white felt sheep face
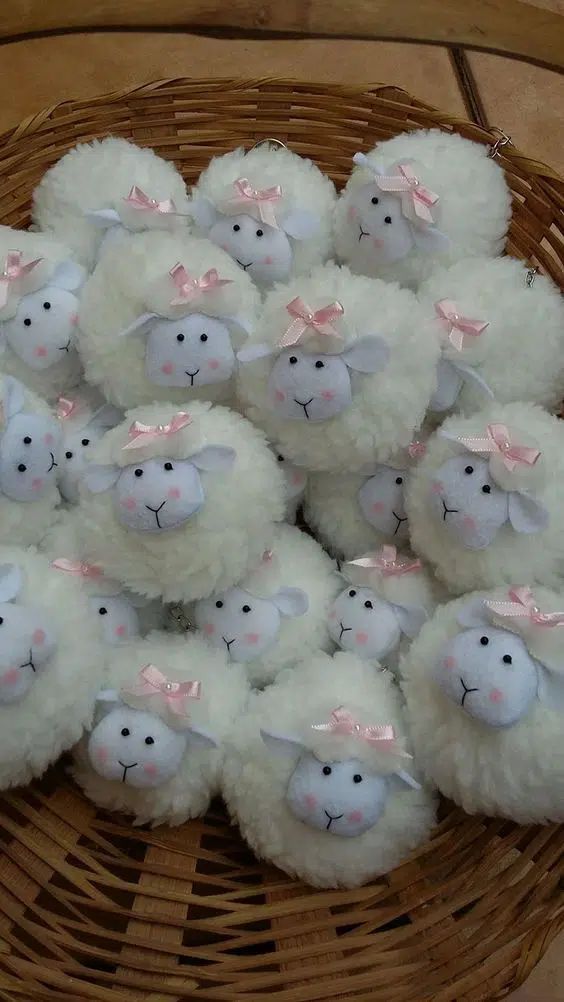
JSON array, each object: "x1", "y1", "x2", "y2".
[
  {"x1": 0, "y1": 412, "x2": 61, "y2": 502},
  {"x1": 286, "y1": 753, "x2": 389, "y2": 836},
  {"x1": 126, "y1": 312, "x2": 237, "y2": 390},
  {"x1": 347, "y1": 184, "x2": 417, "y2": 266},
  {"x1": 89, "y1": 594, "x2": 140, "y2": 645},
  {"x1": 0, "y1": 564, "x2": 57, "y2": 704},
  {"x1": 209, "y1": 215, "x2": 293, "y2": 284},
  {"x1": 357, "y1": 466, "x2": 409, "y2": 539},
  {"x1": 328, "y1": 585, "x2": 424, "y2": 661},
  {"x1": 0, "y1": 262, "x2": 83, "y2": 372},
  {"x1": 266, "y1": 339, "x2": 389, "y2": 422},
  {"x1": 429, "y1": 455, "x2": 548, "y2": 550},
  {"x1": 194, "y1": 584, "x2": 308, "y2": 663}
]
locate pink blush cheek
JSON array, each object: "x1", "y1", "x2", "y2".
[
  {"x1": 274, "y1": 389, "x2": 285, "y2": 402},
  {"x1": 44, "y1": 433, "x2": 54, "y2": 445},
  {"x1": 143, "y1": 764, "x2": 158, "y2": 778},
  {"x1": 114, "y1": 625, "x2": 126, "y2": 638},
  {"x1": 244, "y1": 633, "x2": 260, "y2": 645},
  {"x1": 96, "y1": 746, "x2": 109, "y2": 765},
  {"x1": 1, "y1": 669, "x2": 18, "y2": 685},
  {"x1": 304, "y1": 794, "x2": 317, "y2": 811},
  {"x1": 373, "y1": 238, "x2": 384, "y2": 249},
  {"x1": 161, "y1": 362, "x2": 174, "y2": 375},
  {"x1": 167, "y1": 487, "x2": 181, "y2": 500},
  {"x1": 463, "y1": 516, "x2": 476, "y2": 531},
  {"x1": 489, "y1": 688, "x2": 503, "y2": 704},
  {"x1": 32, "y1": 628, "x2": 46, "y2": 646},
  {"x1": 291, "y1": 472, "x2": 304, "y2": 487},
  {"x1": 203, "y1": 623, "x2": 215, "y2": 636},
  {"x1": 34, "y1": 346, "x2": 48, "y2": 358},
  {"x1": 121, "y1": 496, "x2": 137, "y2": 511},
  {"x1": 431, "y1": 480, "x2": 444, "y2": 496},
  {"x1": 328, "y1": 608, "x2": 337, "y2": 621},
  {"x1": 355, "y1": 632, "x2": 368, "y2": 646},
  {"x1": 263, "y1": 255, "x2": 274, "y2": 266},
  {"x1": 443, "y1": 656, "x2": 457, "y2": 670},
  {"x1": 32, "y1": 478, "x2": 44, "y2": 492},
  {"x1": 321, "y1": 390, "x2": 335, "y2": 401},
  {"x1": 70, "y1": 312, "x2": 79, "y2": 327},
  {"x1": 348, "y1": 809, "x2": 363, "y2": 823},
  {"x1": 372, "y1": 501, "x2": 385, "y2": 514},
  {"x1": 347, "y1": 204, "x2": 359, "y2": 223},
  {"x1": 208, "y1": 359, "x2": 220, "y2": 370}
]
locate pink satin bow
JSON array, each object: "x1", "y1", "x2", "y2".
[
  {"x1": 279, "y1": 297, "x2": 344, "y2": 348},
  {"x1": 122, "y1": 664, "x2": 201, "y2": 718},
  {"x1": 0, "y1": 250, "x2": 43, "y2": 309},
  {"x1": 225, "y1": 177, "x2": 283, "y2": 229},
  {"x1": 408, "y1": 440, "x2": 427, "y2": 460},
  {"x1": 349, "y1": 545, "x2": 422, "y2": 578},
  {"x1": 458, "y1": 423, "x2": 541, "y2": 473},
  {"x1": 487, "y1": 586, "x2": 564, "y2": 628},
  {"x1": 56, "y1": 396, "x2": 80, "y2": 420},
  {"x1": 122, "y1": 411, "x2": 192, "y2": 450},
  {"x1": 435, "y1": 300, "x2": 489, "y2": 352},
  {"x1": 52, "y1": 558, "x2": 104, "y2": 579},
  {"x1": 124, "y1": 186, "x2": 176, "y2": 215},
  {"x1": 169, "y1": 262, "x2": 232, "y2": 306},
  {"x1": 376, "y1": 164, "x2": 439, "y2": 225},
  {"x1": 312, "y1": 706, "x2": 408, "y2": 754}
]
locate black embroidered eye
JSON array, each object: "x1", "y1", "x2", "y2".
[
  {"x1": 65, "y1": 451, "x2": 73, "y2": 459},
  {"x1": 81, "y1": 438, "x2": 90, "y2": 447},
  {"x1": 482, "y1": 485, "x2": 491, "y2": 494},
  {"x1": 43, "y1": 302, "x2": 51, "y2": 310},
  {"x1": 315, "y1": 360, "x2": 324, "y2": 369},
  {"x1": 353, "y1": 774, "x2": 363, "y2": 783},
  {"x1": 371, "y1": 196, "x2": 379, "y2": 205},
  {"x1": 145, "y1": 736, "x2": 155, "y2": 745},
  {"x1": 395, "y1": 476, "x2": 403, "y2": 485},
  {"x1": 242, "y1": 604, "x2": 251, "y2": 613},
  {"x1": 322, "y1": 765, "x2": 332, "y2": 776},
  {"x1": 200, "y1": 333, "x2": 208, "y2": 342},
  {"x1": 98, "y1": 607, "x2": 108, "y2": 616},
  {"x1": 23, "y1": 436, "x2": 32, "y2": 445},
  {"x1": 233, "y1": 224, "x2": 240, "y2": 232},
  {"x1": 121, "y1": 727, "x2": 130, "y2": 737},
  {"x1": 277, "y1": 454, "x2": 284, "y2": 462},
  {"x1": 176, "y1": 333, "x2": 185, "y2": 342},
  {"x1": 465, "y1": 465, "x2": 474, "y2": 475},
  {"x1": 17, "y1": 464, "x2": 26, "y2": 473},
  {"x1": 364, "y1": 600, "x2": 373, "y2": 609},
  {"x1": 164, "y1": 462, "x2": 173, "y2": 471},
  {"x1": 0, "y1": 618, "x2": 3, "y2": 626},
  {"x1": 134, "y1": 469, "x2": 143, "y2": 477},
  {"x1": 215, "y1": 600, "x2": 223, "y2": 609},
  {"x1": 503, "y1": 654, "x2": 513, "y2": 665},
  {"x1": 23, "y1": 318, "x2": 31, "y2": 327},
  {"x1": 256, "y1": 229, "x2": 264, "y2": 237},
  {"x1": 480, "y1": 636, "x2": 489, "y2": 646},
  {"x1": 348, "y1": 589, "x2": 357, "y2": 598},
  {"x1": 384, "y1": 216, "x2": 392, "y2": 224},
  {"x1": 289, "y1": 356, "x2": 298, "y2": 365}
]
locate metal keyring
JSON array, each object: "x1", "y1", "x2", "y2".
[
  {"x1": 249, "y1": 138, "x2": 288, "y2": 153},
  {"x1": 526, "y1": 266, "x2": 538, "y2": 287},
  {"x1": 488, "y1": 128, "x2": 512, "y2": 159}
]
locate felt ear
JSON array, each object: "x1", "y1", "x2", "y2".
[
  {"x1": 260, "y1": 728, "x2": 307, "y2": 759},
  {"x1": 389, "y1": 769, "x2": 422, "y2": 792},
  {"x1": 537, "y1": 664, "x2": 564, "y2": 712},
  {"x1": 189, "y1": 446, "x2": 236, "y2": 473},
  {"x1": 0, "y1": 564, "x2": 23, "y2": 603},
  {"x1": 119, "y1": 312, "x2": 160, "y2": 338},
  {"x1": 390, "y1": 602, "x2": 428, "y2": 640},
  {"x1": 96, "y1": 689, "x2": 121, "y2": 704},
  {"x1": 508, "y1": 492, "x2": 549, "y2": 535},
  {"x1": 189, "y1": 195, "x2": 219, "y2": 230},
  {"x1": 50, "y1": 260, "x2": 86, "y2": 292},
  {"x1": 342, "y1": 336, "x2": 390, "y2": 374},
  {"x1": 454, "y1": 361, "x2": 495, "y2": 400},
  {"x1": 456, "y1": 596, "x2": 491, "y2": 629},
  {"x1": 83, "y1": 464, "x2": 121, "y2": 494},
  {"x1": 412, "y1": 226, "x2": 451, "y2": 254},
  {"x1": 271, "y1": 587, "x2": 309, "y2": 618},
  {"x1": 2, "y1": 376, "x2": 25, "y2": 420},
  {"x1": 237, "y1": 343, "x2": 274, "y2": 363},
  {"x1": 85, "y1": 208, "x2": 122, "y2": 229},
  {"x1": 185, "y1": 724, "x2": 219, "y2": 750},
  {"x1": 280, "y1": 209, "x2": 320, "y2": 241}
]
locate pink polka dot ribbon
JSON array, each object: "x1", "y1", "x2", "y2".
[
  {"x1": 123, "y1": 186, "x2": 176, "y2": 215},
  {"x1": 348, "y1": 545, "x2": 422, "y2": 578},
  {"x1": 435, "y1": 300, "x2": 489, "y2": 352},
  {"x1": 486, "y1": 586, "x2": 564, "y2": 628},
  {"x1": 122, "y1": 664, "x2": 201, "y2": 719},
  {"x1": 169, "y1": 263, "x2": 233, "y2": 307},
  {"x1": 279, "y1": 297, "x2": 344, "y2": 348},
  {"x1": 312, "y1": 706, "x2": 409, "y2": 755},
  {"x1": 225, "y1": 177, "x2": 283, "y2": 229},
  {"x1": 122, "y1": 411, "x2": 192, "y2": 451},
  {"x1": 0, "y1": 250, "x2": 43, "y2": 309},
  {"x1": 457, "y1": 423, "x2": 541, "y2": 474}
]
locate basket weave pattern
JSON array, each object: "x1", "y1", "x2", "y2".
[{"x1": 0, "y1": 79, "x2": 562, "y2": 1002}]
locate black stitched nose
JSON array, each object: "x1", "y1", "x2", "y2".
[
  {"x1": 185, "y1": 368, "x2": 200, "y2": 386},
  {"x1": 460, "y1": 677, "x2": 479, "y2": 707},
  {"x1": 236, "y1": 259, "x2": 252, "y2": 271},
  {"x1": 222, "y1": 636, "x2": 235, "y2": 652},
  {"x1": 294, "y1": 398, "x2": 314, "y2": 419},
  {"x1": 339, "y1": 622, "x2": 352, "y2": 641},
  {"x1": 358, "y1": 224, "x2": 370, "y2": 241},
  {"x1": 145, "y1": 500, "x2": 166, "y2": 528},
  {"x1": 324, "y1": 809, "x2": 344, "y2": 830},
  {"x1": 47, "y1": 452, "x2": 58, "y2": 472},
  {"x1": 118, "y1": 760, "x2": 138, "y2": 783},
  {"x1": 393, "y1": 511, "x2": 408, "y2": 534},
  {"x1": 442, "y1": 499, "x2": 459, "y2": 521}
]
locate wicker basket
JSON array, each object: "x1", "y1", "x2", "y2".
[{"x1": 0, "y1": 79, "x2": 563, "y2": 1002}]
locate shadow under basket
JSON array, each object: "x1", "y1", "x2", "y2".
[{"x1": 0, "y1": 79, "x2": 563, "y2": 1002}]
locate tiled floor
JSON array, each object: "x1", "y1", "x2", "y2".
[{"x1": 0, "y1": 29, "x2": 562, "y2": 1000}]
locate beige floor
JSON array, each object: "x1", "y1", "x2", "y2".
[{"x1": 0, "y1": 30, "x2": 563, "y2": 999}]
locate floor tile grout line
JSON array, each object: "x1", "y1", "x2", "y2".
[{"x1": 450, "y1": 48, "x2": 489, "y2": 127}]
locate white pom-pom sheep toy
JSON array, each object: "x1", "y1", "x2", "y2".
[
  {"x1": 77, "y1": 230, "x2": 260, "y2": 410},
  {"x1": 79, "y1": 399, "x2": 285, "y2": 602},
  {"x1": 334, "y1": 129, "x2": 511, "y2": 288},
  {"x1": 0, "y1": 229, "x2": 85, "y2": 401},
  {"x1": 0, "y1": 374, "x2": 61, "y2": 546},
  {"x1": 406, "y1": 403, "x2": 564, "y2": 594},
  {"x1": 191, "y1": 524, "x2": 339, "y2": 687},
  {"x1": 270, "y1": 447, "x2": 307, "y2": 523},
  {"x1": 237, "y1": 262, "x2": 438, "y2": 473},
  {"x1": 418, "y1": 256, "x2": 564, "y2": 417},
  {"x1": 328, "y1": 547, "x2": 434, "y2": 675},
  {"x1": 304, "y1": 440, "x2": 427, "y2": 559},
  {"x1": 402, "y1": 585, "x2": 564, "y2": 822},
  {"x1": 0, "y1": 545, "x2": 105, "y2": 790},
  {"x1": 33, "y1": 137, "x2": 191, "y2": 270},
  {"x1": 222, "y1": 652, "x2": 436, "y2": 888},
  {"x1": 72, "y1": 634, "x2": 249, "y2": 827},
  {"x1": 189, "y1": 144, "x2": 336, "y2": 287},
  {"x1": 56, "y1": 387, "x2": 123, "y2": 503}
]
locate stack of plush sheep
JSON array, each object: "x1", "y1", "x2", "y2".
[{"x1": 0, "y1": 128, "x2": 562, "y2": 890}]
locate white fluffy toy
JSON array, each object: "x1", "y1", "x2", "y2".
[
  {"x1": 0, "y1": 545, "x2": 105, "y2": 789},
  {"x1": 77, "y1": 230, "x2": 260, "y2": 409},
  {"x1": 190, "y1": 524, "x2": 339, "y2": 687},
  {"x1": 33, "y1": 137, "x2": 191, "y2": 270},
  {"x1": 304, "y1": 440, "x2": 427, "y2": 559},
  {"x1": 270, "y1": 447, "x2": 307, "y2": 523},
  {"x1": 0, "y1": 374, "x2": 61, "y2": 546},
  {"x1": 72, "y1": 634, "x2": 249, "y2": 826},
  {"x1": 418, "y1": 256, "x2": 564, "y2": 416},
  {"x1": 406, "y1": 402, "x2": 564, "y2": 594},
  {"x1": 222, "y1": 652, "x2": 436, "y2": 888},
  {"x1": 328, "y1": 547, "x2": 434, "y2": 675},
  {"x1": 56, "y1": 387, "x2": 123, "y2": 503},
  {"x1": 189, "y1": 144, "x2": 336, "y2": 287},
  {"x1": 334, "y1": 129, "x2": 511, "y2": 288},
  {"x1": 402, "y1": 585, "x2": 564, "y2": 822},
  {"x1": 0, "y1": 229, "x2": 85, "y2": 401},
  {"x1": 237, "y1": 263, "x2": 438, "y2": 473},
  {"x1": 79, "y1": 400, "x2": 285, "y2": 602}
]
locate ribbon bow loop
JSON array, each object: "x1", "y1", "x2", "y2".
[
  {"x1": 435, "y1": 300, "x2": 489, "y2": 352},
  {"x1": 122, "y1": 411, "x2": 192, "y2": 451},
  {"x1": 279, "y1": 297, "x2": 344, "y2": 349},
  {"x1": 458, "y1": 423, "x2": 541, "y2": 474},
  {"x1": 124, "y1": 186, "x2": 176, "y2": 215},
  {"x1": 487, "y1": 586, "x2": 564, "y2": 628},
  {"x1": 226, "y1": 177, "x2": 283, "y2": 229},
  {"x1": 169, "y1": 262, "x2": 232, "y2": 307},
  {"x1": 57, "y1": 396, "x2": 80, "y2": 421},
  {"x1": 349, "y1": 546, "x2": 422, "y2": 578},
  {"x1": 0, "y1": 250, "x2": 43, "y2": 309},
  {"x1": 122, "y1": 664, "x2": 201, "y2": 719},
  {"x1": 52, "y1": 558, "x2": 104, "y2": 580},
  {"x1": 312, "y1": 706, "x2": 409, "y2": 755},
  {"x1": 375, "y1": 164, "x2": 439, "y2": 225}
]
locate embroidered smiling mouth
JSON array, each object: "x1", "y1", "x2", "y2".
[
  {"x1": 145, "y1": 500, "x2": 167, "y2": 528},
  {"x1": 222, "y1": 636, "x2": 236, "y2": 652},
  {"x1": 236, "y1": 259, "x2": 253, "y2": 271},
  {"x1": 358, "y1": 224, "x2": 370, "y2": 242},
  {"x1": 185, "y1": 368, "x2": 200, "y2": 386},
  {"x1": 442, "y1": 498, "x2": 459, "y2": 521},
  {"x1": 47, "y1": 452, "x2": 58, "y2": 472},
  {"x1": 324, "y1": 810, "x2": 344, "y2": 830},
  {"x1": 19, "y1": 649, "x2": 36, "y2": 673},
  {"x1": 118, "y1": 760, "x2": 138, "y2": 782},
  {"x1": 460, "y1": 677, "x2": 479, "y2": 707},
  {"x1": 339, "y1": 622, "x2": 352, "y2": 641},
  {"x1": 58, "y1": 339, "x2": 71, "y2": 353},
  {"x1": 393, "y1": 511, "x2": 408, "y2": 535},
  {"x1": 294, "y1": 397, "x2": 314, "y2": 419}
]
